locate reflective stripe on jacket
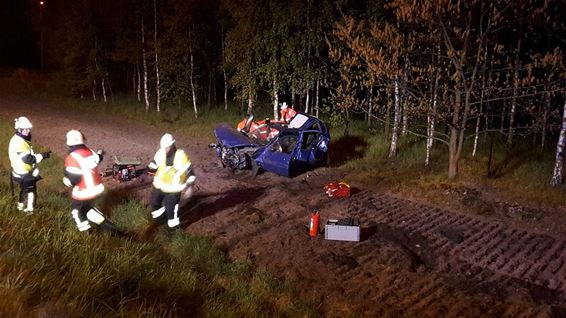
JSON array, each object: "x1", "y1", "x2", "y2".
[
  {"x1": 152, "y1": 148, "x2": 191, "y2": 193},
  {"x1": 65, "y1": 148, "x2": 104, "y2": 200},
  {"x1": 8, "y1": 134, "x2": 35, "y2": 176}
]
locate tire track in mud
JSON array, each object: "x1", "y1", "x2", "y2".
[{"x1": 333, "y1": 190, "x2": 566, "y2": 307}]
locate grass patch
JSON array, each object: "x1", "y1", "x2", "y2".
[{"x1": 0, "y1": 118, "x2": 315, "y2": 317}]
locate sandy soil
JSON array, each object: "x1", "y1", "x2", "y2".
[{"x1": 1, "y1": 92, "x2": 566, "y2": 317}]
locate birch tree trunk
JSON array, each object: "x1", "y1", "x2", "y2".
[
  {"x1": 224, "y1": 68, "x2": 228, "y2": 111},
  {"x1": 401, "y1": 61, "x2": 409, "y2": 136},
  {"x1": 367, "y1": 86, "x2": 373, "y2": 126},
  {"x1": 385, "y1": 84, "x2": 392, "y2": 137},
  {"x1": 273, "y1": 79, "x2": 279, "y2": 120},
  {"x1": 550, "y1": 100, "x2": 566, "y2": 186},
  {"x1": 154, "y1": 0, "x2": 161, "y2": 113},
  {"x1": 136, "y1": 61, "x2": 141, "y2": 102},
  {"x1": 305, "y1": 88, "x2": 310, "y2": 114},
  {"x1": 315, "y1": 78, "x2": 320, "y2": 118},
  {"x1": 132, "y1": 67, "x2": 136, "y2": 97},
  {"x1": 425, "y1": 71, "x2": 439, "y2": 166},
  {"x1": 141, "y1": 21, "x2": 150, "y2": 112},
  {"x1": 92, "y1": 80, "x2": 97, "y2": 101},
  {"x1": 247, "y1": 92, "x2": 253, "y2": 115},
  {"x1": 189, "y1": 52, "x2": 198, "y2": 118},
  {"x1": 101, "y1": 77, "x2": 107, "y2": 103},
  {"x1": 221, "y1": 34, "x2": 228, "y2": 111},
  {"x1": 542, "y1": 89, "x2": 550, "y2": 150},
  {"x1": 507, "y1": 38, "x2": 522, "y2": 145},
  {"x1": 389, "y1": 76, "x2": 401, "y2": 158}
]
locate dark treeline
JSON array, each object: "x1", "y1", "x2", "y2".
[{"x1": 33, "y1": 0, "x2": 566, "y2": 179}]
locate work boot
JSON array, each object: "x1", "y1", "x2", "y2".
[
  {"x1": 151, "y1": 207, "x2": 166, "y2": 219},
  {"x1": 167, "y1": 217, "x2": 180, "y2": 229},
  {"x1": 23, "y1": 193, "x2": 34, "y2": 214},
  {"x1": 72, "y1": 209, "x2": 90, "y2": 231}
]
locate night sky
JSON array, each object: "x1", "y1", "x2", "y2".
[{"x1": 0, "y1": 0, "x2": 39, "y2": 68}]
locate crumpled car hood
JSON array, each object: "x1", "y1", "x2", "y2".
[{"x1": 214, "y1": 123, "x2": 257, "y2": 148}]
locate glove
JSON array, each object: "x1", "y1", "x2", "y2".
[
  {"x1": 187, "y1": 175, "x2": 196, "y2": 185},
  {"x1": 62, "y1": 177, "x2": 72, "y2": 188},
  {"x1": 41, "y1": 151, "x2": 51, "y2": 159},
  {"x1": 34, "y1": 153, "x2": 43, "y2": 163},
  {"x1": 96, "y1": 149, "x2": 105, "y2": 155},
  {"x1": 32, "y1": 169, "x2": 39, "y2": 177},
  {"x1": 147, "y1": 162, "x2": 158, "y2": 173}
]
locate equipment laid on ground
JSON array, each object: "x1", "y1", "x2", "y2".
[
  {"x1": 106, "y1": 156, "x2": 142, "y2": 182},
  {"x1": 324, "y1": 181, "x2": 351, "y2": 198},
  {"x1": 325, "y1": 217, "x2": 360, "y2": 242},
  {"x1": 309, "y1": 209, "x2": 320, "y2": 237}
]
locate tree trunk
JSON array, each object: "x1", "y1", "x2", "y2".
[
  {"x1": 92, "y1": 80, "x2": 97, "y2": 101},
  {"x1": 154, "y1": 0, "x2": 161, "y2": 113},
  {"x1": 385, "y1": 84, "x2": 392, "y2": 137},
  {"x1": 448, "y1": 126, "x2": 459, "y2": 179},
  {"x1": 472, "y1": 116, "x2": 481, "y2": 157},
  {"x1": 401, "y1": 62, "x2": 409, "y2": 137},
  {"x1": 224, "y1": 68, "x2": 228, "y2": 111},
  {"x1": 132, "y1": 66, "x2": 136, "y2": 97},
  {"x1": 189, "y1": 53, "x2": 198, "y2": 118},
  {"x1": 389, "y1": 76, "x2": 401, "y2": 158},
  {"x1": 315, "y1": 78, "x2": 320, "y2": 118},
  {"x1": 550, "y1": 100, "x2": 566, "y2": 186},
  {"x1": 136, "y1": 61, "x2": 141, "y2": 102},
  {"x1": 101, "y1": 77, "x2": 107, "y2": 103},
  {"x1": 425, "y1": 71, "x2": 439, "y2": 166},
  {"x1": 542, "y1": 86, "x2": 551, "y2": 150},
  {"x1": 141, "y1": 21, "x2": 150, "y2": 112},
  {"x1": 247, "y1": 92, "x2": 253, "y2": 115},
  {"x1": 367, "y1": 86, "x2": 373, "y2": 127},
  {"x1": 305, "y1": 88, "x2": 310, "y2": 114},
  {"x1": 273, "y1": 79, "x2": 279, "y2": 120},
  {"x1": 507, "y1": 38, "x2": 522, "y2": 145}
]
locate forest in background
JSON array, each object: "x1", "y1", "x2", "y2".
[{"x1": 16, "y1": 0, "x2": 566, "y2": 180}]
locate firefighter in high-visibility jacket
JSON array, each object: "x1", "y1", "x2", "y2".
[
  {"x1": 148, "y1": 133, "x2": 196, "y2": 229},
  {"x1": 62, "y1": 129, "x2": 119, "y2": 233},
  {"x1": 279, "y1": 102, "x2": 297, "y2": 123},
  {"x1": 8, "y1": 116, "x2": 51, "y2": 214}
]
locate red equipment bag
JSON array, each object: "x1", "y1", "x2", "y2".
[{"x1": 324, "y1": 181, "x2": 351, "y2": 198}]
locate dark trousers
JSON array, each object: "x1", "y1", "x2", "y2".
[
  {"x1": 71, "y1": 198, "x2": 95, "y2": 222},
  {"x1": 12, "y1": 173, "x2": 38, "y2": 203},
  {"x1": 150, "y1": 188, "x2": 181, "y2": 222}
]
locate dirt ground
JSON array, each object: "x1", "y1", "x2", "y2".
[{"x1": 2, "y1": 92, "x2": 566, "y2": 317}]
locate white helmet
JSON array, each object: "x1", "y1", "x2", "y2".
[
  {"x1": 66, "y1": 129, "x2": 84, "y2": 146},
  {"x1": 280, "y1": 102, "x2": 288, "y2": 109},
  {"x1": 14, "y1": 116, "x2": 33, "y2": 129},
  {"x1": 160, "y1": 133, "x2": 175, "y2": 149}
]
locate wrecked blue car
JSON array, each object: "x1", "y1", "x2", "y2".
[{"x1": 211, "y1": 113, "x2": 330, "y2": 177}]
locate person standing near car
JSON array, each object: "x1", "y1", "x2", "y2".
[
  {"x1": 8, "y1": 116, "x2": 51, "y2": 214},
  {"x1": 279, "y1": 102, "x2": 297, "y2": 123},
  {"x1": 148, "y1": 133, "x2": 196, "y2": 229},
  {"x1": 62, "y1": 129, "x2": 119, "y2": 233}
]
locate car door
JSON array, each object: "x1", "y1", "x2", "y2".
[{"x1": 257, "y1": 132, "x2": 298, "y2": 177}]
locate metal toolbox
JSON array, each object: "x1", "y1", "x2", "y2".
[{"x1": 325, "y1": 217, "x2": 360, "y2": 242}]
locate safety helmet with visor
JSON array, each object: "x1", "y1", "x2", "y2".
[
  {"x1": 66, "y1": 129, "x2": 84, "y2": 146},
  {"x1": 14, "y1": 116, "x2": 33, "y2": 130},
  {"x1": 160, "y1": 133, "x2": 175, "y2": 149}
]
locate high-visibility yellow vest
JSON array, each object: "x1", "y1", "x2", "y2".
[
  {"x1": 152, "y1": 148, "x2": 191, "y2": 193},
  {"x1": 8, "y1": 134, "x2": 35, "y2": 176}
]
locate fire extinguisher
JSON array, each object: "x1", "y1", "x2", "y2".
[{"x1": 309, "y1": 209, "x2": 320, "y2": 237}]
